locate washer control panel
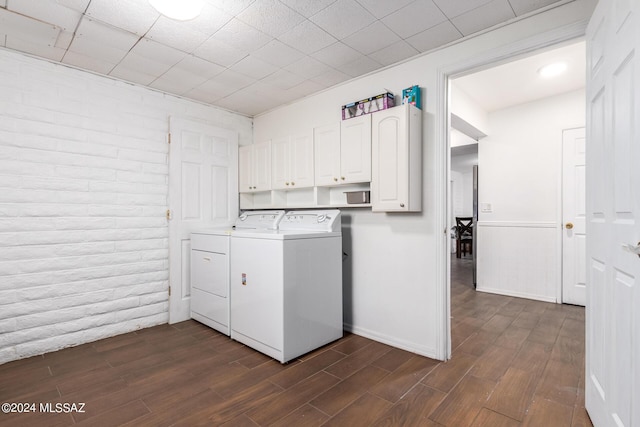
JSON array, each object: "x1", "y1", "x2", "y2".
[{"x1": 280, "y1": 210, "x2": 341, "y2": 232}]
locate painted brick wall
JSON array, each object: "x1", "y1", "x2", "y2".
[{"x1": 0, "y1": 49, "x2": 252, "y2": 364}]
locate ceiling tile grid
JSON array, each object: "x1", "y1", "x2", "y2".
[{"x1": 1, "y1": 0, "x2": 567, "y2": 116}]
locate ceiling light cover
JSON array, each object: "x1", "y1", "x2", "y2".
[
  {"x1": 148, "y1": 0, "x2": 204, "y2": 21},
  {"x1": 538, "y1": 62, "x2": 567, "y2": 78}
]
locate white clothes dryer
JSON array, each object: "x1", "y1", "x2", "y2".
[
  {"x1": 190, "y1": 210, "x2": 285, "y2": 335},
  {"x1": 230, "y1": 209, "x2": 343, "y2": 363}
]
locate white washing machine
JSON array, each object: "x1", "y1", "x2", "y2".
[
  {"x1": 230, "y1": 209, "x2": 343, "y2": 363},
  {"x1": 190, "y1": 210, "x2": 285, "y2": 335}
]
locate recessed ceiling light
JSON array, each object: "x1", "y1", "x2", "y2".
[
  {"x1": 538, "y1": 62, "x2": 567, "y2": 78},
  {"x1": 149, "y1": 0, "x2": 204, "y2": 21}
]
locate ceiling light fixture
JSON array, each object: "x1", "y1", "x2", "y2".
[
  {"x1": 148, "y1": 0, "x2": 204, "y2": 21},
  {"x1": 537, "y1": 62, "x2": 567, "y2": 78}
]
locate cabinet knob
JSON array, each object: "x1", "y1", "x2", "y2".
[
  {"x1": 333, "y1": 177, "x2": 338, "y2": 182},
  {"x1": 400, "y1": 203, "x2": 405, "y2": 208},
  {"x1": 286, "y1": 182, "x2": 290, "y2": 186},
  {"x1": 291, "y1": 182, "x2": 295, "y2": 186},
  {"x1": 341, "y1": 177, "x2": 345, "y2": 180}
]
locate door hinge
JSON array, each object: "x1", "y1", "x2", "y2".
[
  {"x1": 168, "y1": 286, "x2": 171, "y2": 296},
  {"x1": 166, "y1": 209, "x2": 172, "y2": 220},
  {"x1": 168, "y1": 133, "x2": 171, "y2": 144}
]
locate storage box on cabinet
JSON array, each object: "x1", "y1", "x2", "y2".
[{"x1": 371, "y1": 104, "x2": 422, "y2": 212}]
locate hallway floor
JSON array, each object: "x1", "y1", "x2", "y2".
[{"x1": 0, "y1": 257, "x2": 591, "y2": 426}]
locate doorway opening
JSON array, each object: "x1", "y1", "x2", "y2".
[{"x1": 446, "y1": 39, "x2": 587, "y2": 357}]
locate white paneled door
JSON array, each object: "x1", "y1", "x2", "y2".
[
  {"x1": 168, "y1": 118, "x2": 238, "y2": 324},
  {"x1": 586, "y1": 0, "x2": 640, "y2": 425},
  {"x1": 562, "y1": 127, "x2": 586, "y2": 306}
]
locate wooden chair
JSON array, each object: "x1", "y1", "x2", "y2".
[{"x1": 455, "y1": 217, "x2": 473, "y2": 258}]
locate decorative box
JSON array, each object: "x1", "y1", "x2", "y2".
[
  {"x1": 402, "y1": 85, "x2": 421, "y2": 109},
  {"x1": 342, "y1": 92, "x2": 394, "y2": 120}
]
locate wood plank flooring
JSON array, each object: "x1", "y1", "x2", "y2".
[{"x1": 0, "y1": 256, "x2": 591, "y2": 426}]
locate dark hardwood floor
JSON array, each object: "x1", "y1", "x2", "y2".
[{"x1": 0, "y1": 256, "x2": 591, "y2": 426}]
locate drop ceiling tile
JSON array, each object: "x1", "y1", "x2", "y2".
[
  {"x1": 146, "y1": 17, "x2": 209, "y2": 53},
  {"x1": 57, "y1": 0, "x2": 91, "y2": 12},
  {"x1": 406, "y1": 20, "x2": 462, "y2": 52},
  {"x1": 311, "y1": 68, "x2": 351, "y2": 87},
  {"x1": 210, "y1": 69, "x2": 257, "y2": 91},
  {"x1": 68, "y1": 18, "x2": 139, "y2": 64},
  {"x1": 451, "y1": 0, "x2": 515, "y2": 36},
  {"x1": 111, "y1": 40, "x2": 187, "y2": 83},
  {"x1": 260, "y1": 69, "x2": 305, "y2": 90},
  {"x1": 86, "y1": 0, "x2": 159, "y2": 36},
  {"x1": 6, "y1": 37, "x2": 66, "y2": 61},
  {"x1": 336, "y1": 55, "x2": 383, "y2": 77},
  {"x1": 185, "y1": 78, "x2": 236, "y2": 103},
  {"x1": 251, "y1": 39, "x2": 304, "y2": 67},
  {"x1": 278, "y1": 20, "x2": 336, "y2": 54},
  {"x1": 382, "y1": 0, "x2": 448, "y2": 38},
  {"x1": 509, "y1": 0, "x2": 560, "y2": 15},
  {"x1": 312, "y1": 42, "x2": 362, "y2": 68},
  {"x1": 310, "y1": 0, "x2": 376, "y2": 40},
  {"x1": 432, "y1": 0, "x2": 495, "y2": 18},
  {"x1": 129, "y1": 38, "x2": 186, "y2": 66},
  {"x1": 0, "y1": 0, "x2": 6, "y2": 7},
  {"x1": 237, "y1": 0, "x2": 305, "y2": 37},
  {"x1": 356, "y1": 0, "x2": 415, "y2": 18},
  {"x1": 342, "y1": 21, "x2": 400, "y2": 55},
  {"x1": 368, "y1": 40, "x2": 420, "y2": 66},
  {"x1": 62, "y1": 50, "x2": 116, "y2": 74},
  {"x1": 55, "y1": 30, "x2": 74, "y2": 49},
  {"x1": 230, "y1": 55, "x2": 278, "y2": 79},
  {"x1": 184, "y1": 3, "x2": 233, "y2": 34},
  {"x1": 284, "y1": 56, "x2": 333, "y2": 79},
  {"x1": 281, "y1": 79, "x2": 325, "y2": 99},
  {"x1": 211, "y1": 18, "x2": 272, "y2": 53},
  {"x1": 150, "y1": 67, "x2": 208, "y2": 95},
  {"x1": 278, "y1": 0, "x2": 338, "y2": 18},
  {"x1": 109, "y1": 64, "x2": 158, "y2": 86},
  {"x1": 193, "y1": 37, "x2": 247, "y2": 68},
  {"x1": 0, "y1": 8, "x2": 60, "y2": 45},
  {"x1": 8, "y1": 0, "x2": 83, "y2": 31},
  {"x1": 210, "y1": 0, "x2": 256, "y2": 16},
  {"x1": 175, "y1": 55, "x2": 225, "y2": 79}
]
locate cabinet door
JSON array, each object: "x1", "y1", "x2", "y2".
[
  {"x1": 290, "y1": 132, "x2": 314, "y2": 188},
  {"x1": 271, "y1": 137, "x2": 290, "y2": 190},
  {"x1": 238, "y1": 145, "x2": 253, "y2": 193},
  {"x1": 314, "y1": 123, "x2": 341, "y2": 186},
  {"x1": 252, "y1": 141, "x2": 272, "y2": 192},
  {"x1": 340, "y1": 114, "x2": 371, "y2": 184},
  {"x1": 371, "y1": 108, "x2": 409, "y2": 211}
]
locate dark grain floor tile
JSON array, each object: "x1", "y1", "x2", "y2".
[
  {"x1": 269, "y1": 404, "x2": 329, "y2": 427},
  {"x1": 372, "y1": 384, "x2": 446, "y2": 427},
  {"x1": 428, "y1": 375, "x2": 496, "y2": 426},
  {"x1": 421, "y1": 351, "x2": 477, "y2": 393},
  {"x1": 521, "y1": 397, "x2": 574, "y2": 427},
  {"x1": 485, "y1": 367, "x2": 538, "y2": 421},
  {"x1": 311, "y1": 365, "x2": 389, "y2": 416},
  {"x1": 322, "y1": 393, "x2": 392, "y2": 427},
  {"x1": 471, "y1": 408, "x2": 520, "y2": 427},
  {"x1": 369, "y1": 355, "x2": 439, "y2": 403}
]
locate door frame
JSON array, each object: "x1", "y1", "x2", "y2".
[{"x1": 436, "y1": 22, "x2": 589, "y2": 360}]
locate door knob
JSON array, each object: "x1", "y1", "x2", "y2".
[{"x1": 565, "y1": 222, "x2": 574, "y2": 229}]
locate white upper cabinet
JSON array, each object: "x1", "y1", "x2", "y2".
[
  {"x1": 313, "y1": 123, "x2": 341, "y2": 186},
  {"x1": 371, "y1": 104, "x2": 422, "y2": 212},
  {"x1": 272, "y1": 133, "x2": 314, "y2": 190},
  {"x1": 314, "y1": 115, "x2": 372, "y2": 186},
  {"x1": 239, "y1": 141, "x2": 271, "y2": 193},
  {"x1": 340, "y1": 114, "x2": 372, "y2": 184}
]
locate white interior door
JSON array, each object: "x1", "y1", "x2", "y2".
[
  {"x1": 586, "y1": 0, "x2": 640, "y2": 425},
  {"x1": 562, "y1": 127, "x2": 586, "y2": 306},
  {"x1": 168, "y1": 118, "x2": 238, "y2": 324}
]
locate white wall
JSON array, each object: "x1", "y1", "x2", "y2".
[
  {"x1": 0, "y1": 49, "x2": 252, "y2": 364},
  {"x1": 254, "y1": 2, "x2": 593, "y2": 358},
  {"x1": 477, "y1": 89, "x2": 585, "y2": 301}
]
